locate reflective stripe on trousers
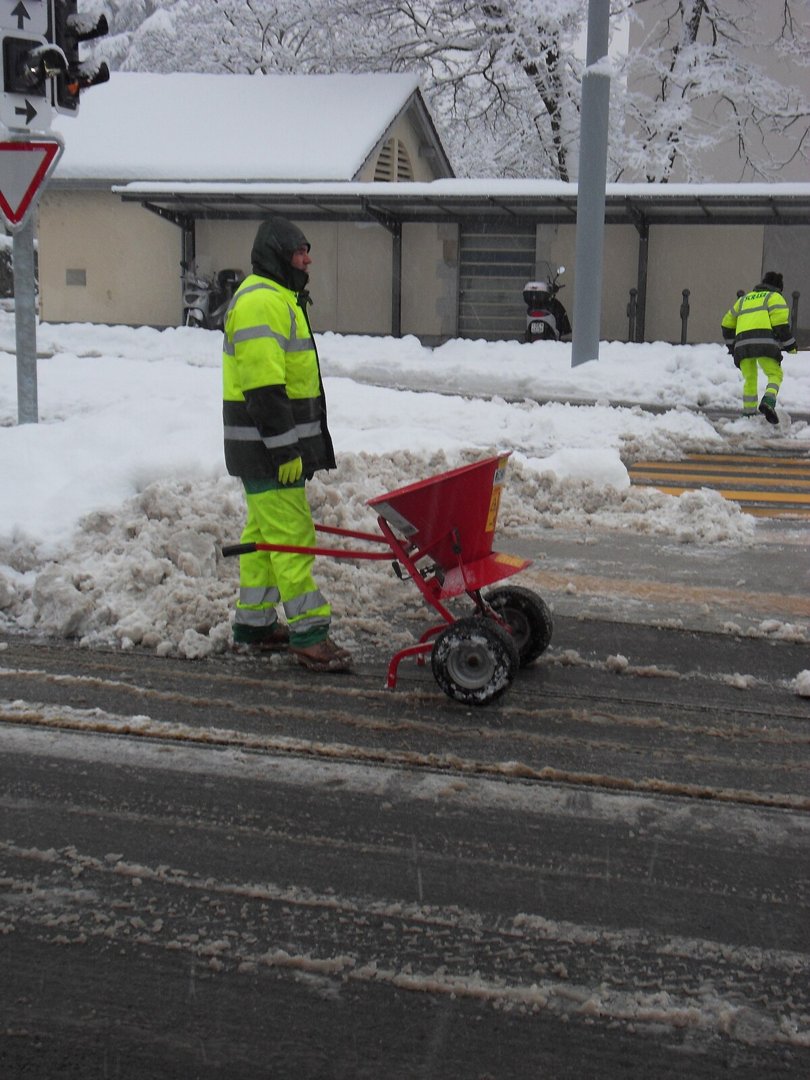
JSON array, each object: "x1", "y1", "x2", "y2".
[
  {"x1": 739, "y1": 356, "x2": 783, "y2": 413},
  {"x1": 234, "y1": 485, "x2": 331, "y2": 638}
]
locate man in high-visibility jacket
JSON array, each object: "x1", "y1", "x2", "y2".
[
  {"x1": 223, "y1": 216, "x2": 352, "y2": 672},
  {"x1": 721, "y1": 270, "x2": 797, "y2": 425}
]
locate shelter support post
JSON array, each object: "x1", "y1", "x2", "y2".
[
  {"x1": 361, "y1": 198, "x2": 402, "y2": 336},
  {"x1": 182, "y1": 218, "x2": 196, "y2": 274},
  {"x1": 138, "y1": 203, "x2": 197, "y2": 323},
  {"x1": 391, "y1": 225, "x2": 402, "y2": 337}
]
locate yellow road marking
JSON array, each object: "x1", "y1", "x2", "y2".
[
  {"x1": 743, "y1": 506, "x2": 810, "y2": 518},
  {"x1": 628, "y1": 453, "x2": 810, "y2": 518},
  {"x1": 632, "y1": 461, "x2": 809, "y2": 475},
  {"x1": 630, "y1": 472, "x2": 810, "y2": 489},
  {"x1": 647, "y1": 485, "x2": 810, "y2": 505},
  {"x1": 684, "y1": 453, "x2": 810, "y2": 466}
]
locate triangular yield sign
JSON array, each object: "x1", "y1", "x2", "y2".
[{"x1": 0, "y1": 139, "x2": 63, "y2": 228}]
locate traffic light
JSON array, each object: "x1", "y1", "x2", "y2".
[
  {"x1": 50, "y1": 0, "x2": 109, "y2": 113},
  {"x1": 2, "y1": 37, "x2": 66, "y2": 97}
]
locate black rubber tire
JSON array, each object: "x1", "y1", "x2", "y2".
[
  {"x1": 484, "y1": 585, "x2": 553, "y2": 667},
  {"x1": 431, "y1": 616, "x2": 520, "y2": 706}
]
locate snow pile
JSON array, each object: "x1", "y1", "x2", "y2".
[
  {"x1": 1, "y1": 313, "x2": 808, "y2": 657},
  {"x1": 0, "y1": 447, "x2": 762, "y2": 659}
]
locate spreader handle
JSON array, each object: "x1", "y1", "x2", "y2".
[{"x1": 222, "y1": 543, "x2": 256, "y2": 557}]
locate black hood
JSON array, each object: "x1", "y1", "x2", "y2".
[
  {"x1": 251, "y1": 216, "x2": 310, "y2": 292},
  {"x1": 759, "y1": 270, "x2": 784, "y2": 292}
]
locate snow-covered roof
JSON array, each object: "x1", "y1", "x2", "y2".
[{"x1": 52, "y1": 71, "x2": 426, "y2": 182}]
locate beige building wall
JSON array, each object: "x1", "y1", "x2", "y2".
[
  {"x1": 36, "y1": 192, "x2": 793, "y2": 346},
  {"x1": 538, "y1": 221, "x2": 769, "y2": 344},
  {"x1": 534, "y1": 222, "x2": 575, "y2": 291},
  {"x1": 196, "y1": 217, "x2": 461, "y2": 341},
  {"x1": 38, "y1": 190, "x2": 181, "y2": 326},
  {"x1": 193, "y1": 218, "x2": 255, "y2": 285},
  {"x1": 530, "y1": 224, "x2": 639, "y2": 342},
  {"x1": 401, "y1": 222, "x2": 459, "y2": 339},
  {"x1": 333, "y1": 220, "x2": 392, "y2": 334},
  {"x1": 530, "y1": 221, "x2": 767, "y2": 344},
  {"x1": 597, "y1": 226, "x2": 639, "y2": 342},
  {"x1": 644, "y1": 225, "x2": 763, "y2": 343},
  {"x1": 193, "y1": 217, "x2": 393, "y2": 335}
]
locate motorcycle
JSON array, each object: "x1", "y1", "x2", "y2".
[
  {"x1": 181, "y1": 263, "x2": 244, "y2": 330},
  {"x1": 523, "y1": 264, "x2": 571, "y2": 342}
]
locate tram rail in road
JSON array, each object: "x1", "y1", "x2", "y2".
[{"x1": 628, "y1": 451, "x2": 810, "y2": 518}]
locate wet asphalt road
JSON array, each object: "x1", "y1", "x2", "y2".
[{"x1": 1, "y1": 518, "x2": 809, "y2": 1079}]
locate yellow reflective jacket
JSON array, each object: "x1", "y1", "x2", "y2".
[
  {"x1": 721, "y1": 288, "x2": 797, "y2": 366},
  {"x1": 222, "y1": 275, "x2": 335, "y2": 479}
]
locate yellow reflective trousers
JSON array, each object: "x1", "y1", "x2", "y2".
[
  {"x1": 234, "y1": 484, "x2": 331, "y2": 645},
  {"x1": 739, "y1": 356, "x2": 783, "y2": 416}
]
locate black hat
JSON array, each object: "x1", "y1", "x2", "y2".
[{"x1": 762, "y1": 270, "x2": 783, "y2": 291}]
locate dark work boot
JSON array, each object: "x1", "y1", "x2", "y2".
[
  {"x1": 290, "y1": 637, "x2": 353, "y2": 672},
  {"x1": 758, "y1": 395, "x2": 779, "y2": 425},
  {"x1": 232, "y1": 622, "x2": 290, "y2": 652}
]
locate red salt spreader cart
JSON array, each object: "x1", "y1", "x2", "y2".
[{"x1": 223, "y1": 453, "x2": 552, "y2": 705}]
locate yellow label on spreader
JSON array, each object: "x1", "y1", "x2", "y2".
[
  {"x1": 486, "y1": 485, "x2": 502, "y2": 532},
  {"x1": 494, "y1": 552, "x2": 526, "y2": 567}
]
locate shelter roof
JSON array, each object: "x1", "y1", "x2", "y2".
[{"x1": 110, "y1": 177, "x2": 810, "y2": 228}]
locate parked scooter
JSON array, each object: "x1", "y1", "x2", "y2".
[
  {"x1": 523, "y1": 264, "x2": 571, "y2": 342},
  {"x1": 181, "y1": 263, "x2": 243, "y2": 330}
]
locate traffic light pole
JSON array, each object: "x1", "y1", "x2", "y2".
[
  {"x1": 13, "y1": 211, "x2": 38, "y2": 423},
  {"x1": 1, "y1": 0, "x2": 109, "y2": 424}
]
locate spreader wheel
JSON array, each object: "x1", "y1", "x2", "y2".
[
  {"x1": 485, "y1": 585, "x2": 553, "y2": 667},
  {"x1": 431, "y1": 616, "x2": 520, "y2": 706}
]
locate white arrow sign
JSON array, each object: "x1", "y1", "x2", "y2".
[
  {"x1": 0, "y1": 0, "x2": 48, "y2": 35},
  {"x1": 0, "y1": 135, "x2": 61, "y2": 228},
  {"x1": 0, "y1": 85, "x2": 53, "y2": 134}
]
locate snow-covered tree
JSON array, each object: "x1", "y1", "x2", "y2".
[
  {"x1": 325, "y1": 0, "x2": 590, "y2": 180},
  {"x1": 615, "y1": 0, "x2": 810, "y2": 181},
  {"x1": 83, "y1": 0, "x2": 348, "y2": 74}
]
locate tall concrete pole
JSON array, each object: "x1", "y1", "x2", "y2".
[{"x1": 571, "y1": 0, "x2": 611, "y2": 367}]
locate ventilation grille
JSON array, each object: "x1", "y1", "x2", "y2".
[{"x1": 374, "y1": 138, "x2": 414, "y2": 181}]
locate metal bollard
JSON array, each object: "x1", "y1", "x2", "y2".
[
  {"x1": 792, "y1": 291, "x2": 800, "y2": 334},
  {"x1": 627, "y1": 287, "x2": 637, "y2": 342},
  {"x1": 680, "y1": 288, "x2": 690, "y2": 345}
]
